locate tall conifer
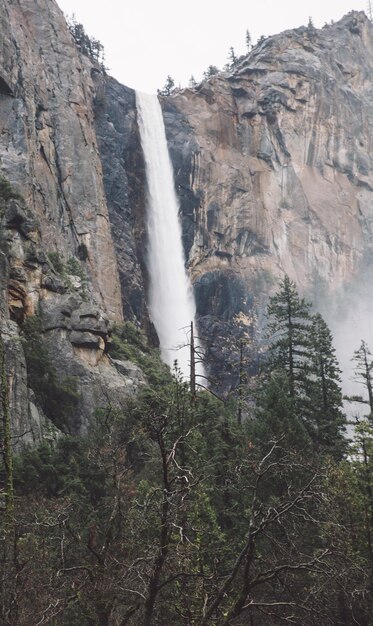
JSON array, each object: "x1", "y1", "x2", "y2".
[
  {"x1": 306, "y1": 313, "x2": 346, "y2": 457},
  {"x1": 267, "y1": 274, "x2": 311, "y2": 399},
  {"x1": 266, "y1": 276, "x2": 346, "y2": 457}
]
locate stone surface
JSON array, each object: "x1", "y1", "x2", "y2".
[
  {"x1": 1, "y1": 319, "x2": 55, "y2": 447},
  {"x1": 160, "y1": 12, "x2": 373, "y2": 390},
  {"x1": 93, "y1": 77, "x2": 158, "y2": 343},
  {"x1": 111, "y1": 358, "x2": 146, "y2": 387},
  {"x1": 88, "y1": 11, "x2": 373, "y2": 393},
  {"x1": 0, "y1": 0, "x2": 145, "y2": 444},
  {"x1": 0, "y1": 0, "x2": 123, "y2": 321}
]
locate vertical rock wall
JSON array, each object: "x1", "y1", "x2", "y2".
[
  {"x1": 0, "y1": 0, "x2": 123, "y2": 320},
  {"x1": 161, "y1": 12, "x2": 373, "y2": 390},
  {"x1": 0, "y1": 0, "x2": 139, "y2": 442}
]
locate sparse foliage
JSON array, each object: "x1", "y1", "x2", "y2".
[
  {"x1": 245, "y1": 29, "x2": 252, "y2": 51},
  {"x1": 66, "y1": 14, "x2": 105, "y2": 67},
  {"x1": 227, "y1": 46, "x2": 237, "y2": 65},
  {"x1": 188, "y1": 75, "x2": 197, "y2": 88},
  {"x1": 349, "y1": 340, "x2": 373, "y2": 418},
  {"x1": 203, "y1": 65, "x2": 219, "y2": 79},
  {"x1": 157, "y1": 75, "x2": 175, "y2": 97}
]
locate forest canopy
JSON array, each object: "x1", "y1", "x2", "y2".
[{"x1": 1, "y1": 277, "x2": 373, "y2": 625}]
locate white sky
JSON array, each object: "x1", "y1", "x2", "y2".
[{"x1": 56, "y1": 0, "x2": 367, "y2": 93}]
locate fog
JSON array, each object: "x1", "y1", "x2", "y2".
[{"x1": 318, "y1": 274, "x2": 373, "y2": 430}]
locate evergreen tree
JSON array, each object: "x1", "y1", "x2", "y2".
[
  {"x1": 350, "y1": 340, "x2": 373, "y2": 418},
  {"x1": 227, "y1": 46, "x2": 237, "y2": 65},
  {"x1": 203, "y1": 65, "x2": 219, "y2": 79},
  {"x1": 188, "y1": 75, "x2": 197, "y2": 88},
  {"x1": 350, "y1": 419, "x2": 373, "y2": 565},
  {"x1": 67, "y1": 14, "x2": 105, "y2": 65},
  {"x1": 305, "y1": 313, "x2": 346, "y2": 457},
  {"x1": 157, "y1": 75, "x2": 175, "y2": 97},
  {"x1": 254, "y1": 369, "x2": 310, "y2": 451},
  {"x1": 267, "y1": 274, "x2": 311, "y2": 399},
  {"x1": 266, "y1": 277, "x2": 345, "y2": 458},
  {"x1": 245, "y1": 29, "x2": 252, "y2": 51},
  {"x1": 3, "y1": 318, "x2": 370, "y2": 624}
]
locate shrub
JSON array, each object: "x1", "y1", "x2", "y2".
[{"x1": 110, "y1": 323, "x2": 172, "y2": 388}]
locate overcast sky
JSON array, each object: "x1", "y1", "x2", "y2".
[{"x1": 56, "y1": 0, "x2": 367, "y2": 94}]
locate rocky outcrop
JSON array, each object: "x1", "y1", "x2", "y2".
[
  {"x1": 87, "y1": 11, "x2": 373, "y2": 393},
  {"x1": 0, "y1": 0, "x2": 123, "y2": 320},
  {"x1": 160, "y1": 12, "x2": 373, "y2": 390},
  {"x1": 0, "y1": 182, "x2": 146, "y2": 443},
  {"x1": 93, "y1": 79, "x2": 150, "y2": 326},
  {"x1": 0, "y1": 0, "x2": 143, "y2": 444}
]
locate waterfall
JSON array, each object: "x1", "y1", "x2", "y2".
[{"x1": 136, "y1": 91, "x2": 204, "y2": 380}]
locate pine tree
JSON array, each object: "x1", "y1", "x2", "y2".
[
  {"x1": 349, "y1": 340, "x2": 373, "y2": 419},
  {"x1": 203, "y1": 65, "x2": 219, "y2": 79},
  {"x1": 267, "y1": 275, "x2": 311, "y2": 399},
  {"x1": 245, "y1": 29, "x2": 252, "y2": 51},
  {"x1": 305, "y1": 313, "x2": 346, "y2": 457},
  {"x1": 188, "y1": 75, "x2": 197, "y2": 88},
  {"x1": 66, "y1": 14, "x2": 105, "y2": 65},
  {"x1": 266, "y1": 277, "x2": 345, "y2": 458},
  {"x1": 157, "y1": 75, "x2": 175, "y2": 97},
  {"x1": 228, "y1": 46, "x2": 237, "y2": 65}
]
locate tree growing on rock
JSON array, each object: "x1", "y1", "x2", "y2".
[
  {"x1": 227, "y1": 46, "x2": 237, "y2": 65},
  {"x1": 203, "y1": 65, "x2": 219, "y2": 79},
  {"x1": 66, "y1": 14, "x2": 105, "y2": 66},
  {"x1": 157, "y1": 75, "x2": 175, "y2": 97},
  {"x1": 188, "y1": 75, "x2": 197, "y2": 88}
]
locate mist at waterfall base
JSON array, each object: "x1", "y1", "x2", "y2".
[
  {"x1": 320, "y1": 278, "x2": 373, "y2": 430},
  {"x1": 136, "y1": 91, "x2": 205, "y2": 382}
]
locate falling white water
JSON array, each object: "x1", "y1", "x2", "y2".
[{"x1": 136, "y1": 91, "x2": 204, "y2": 380}]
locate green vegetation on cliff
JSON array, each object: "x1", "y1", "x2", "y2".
[{"x1": 22, "y1": 316, "x2": 80, "y2": 432}]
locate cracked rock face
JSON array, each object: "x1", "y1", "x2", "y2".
[
  {"x1": 0, "y1": 183, "x2": 144, "y2": 443},
  {"x1": 0, "y1": 0, "x2": 144, "y2": 443},
  {"x1": 0, "y1": 0, "x2": 123, "y2": 321},
  {"x1": 161, "y1": 11, "x2": 373, "y2": 391}
]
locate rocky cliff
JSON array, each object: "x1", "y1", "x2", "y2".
[
  {"x1": 92, "y1": 10, "x2": 373, "y2": 393},
  {"x1": 161, "y1": 11, "x2": 373, "y2": 390},
  {"x1": 1, "y1": 2, "x2": 373, "y2": 441},
  {"x1": 0, "y1": 0, "x2": 142, "y2": 443}
]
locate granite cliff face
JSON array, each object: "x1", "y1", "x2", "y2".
[
  {"x1": 1, "y1": 2, "x2": 373, "y2": 440},
  {"x1": 160, "y1": 12, "x2": 373, "y2": 389},
  {"x1": 94, "y1": 11, "x2": 373, "y2": 392},
  {"x1": 0, "y1": 0, "x2": 141, "y2": 443}
]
